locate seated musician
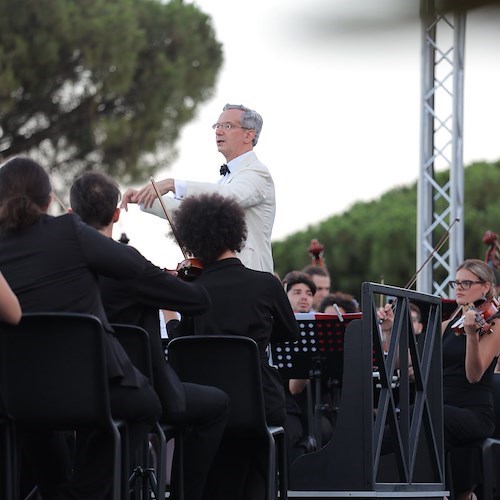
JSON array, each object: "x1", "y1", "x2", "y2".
[
  {"x1": 69, "y1": 171, "x2": 230, "y2": 500},
  {"x1": 317, "y1": 291, "x2": 360, "y2": 315},
  {"x1": 0, "y1": 156, "x2": 162, "y2": 500},
  {"x1": 301, "y1": 265, "x2": 331, "y2": 312},
  {"x1": 378, "y1": 259, "x2": 500, "y2": 500},
  {"x1": 167, "y1": 192, "x2": 299, "y2": 500},
  {"x1": 282, "y1": 271, "x2": 335, "y2": 458}
]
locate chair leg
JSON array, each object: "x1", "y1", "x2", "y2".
[
  {"x1": 128, "y1": 425, "x2": 167, "y2": 500},
  {"x1": 23, "y1": 486, "x2": 42, "y2": 500},
  {"x1": 446, "y1": 449, "x2": 456, "y2": 500},
  {"x1": 266, "y1": 436, "x2": 277, "y2": 500},
  {"x1": 152, "y1": 423, "x2": 167, "y2": 500},
  {"x1": 1, "y1": 418, "x2": 16, "y2": 500},
  {"x1": 276, "y1": 432, "x2": 289, "y2": 499},
  {"x1": 174, "y1": 431, "x2": 184, "y2": 500},
  {"x1": 116, "y1": 422, "x2": 130, "y2": 500},
  {"x1": 162, "y1": 425, "x2": 184, "y2": 500},
  {"x1": 481, "y1": 440, "x2": 494, "y2": 500}
]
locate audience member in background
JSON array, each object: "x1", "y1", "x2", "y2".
[
  {"x1": 167, "y1": 192, "x2": 299, "y2": 500},
  {"x1": 0, "y1": 156, "x2": 161, "y2": 500},
  {"x1": 378, "y1": 301, "x2": 424, "y2": 359},
  {"x1": 0, "y1": 270, "x2": 21, "y2": 324},
  {"x1": 302, "y1": 265, "x2": 331, "y2": 311},
  {"x1": 378, "y1": 259, "x2": 500, "y2": 500},
  {"x1": 317, "y1": 291, "x2": 360, "y2": 315},
  {"x1": 284, "y1": 271, "x2": 316, "y2": 314},
  {"x1": 70, "y1": 171, "x2": 229, "y2": 500}
]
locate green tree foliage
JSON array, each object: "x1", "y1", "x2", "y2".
[
  {"x1": 0, "y1": 0, "x2": 222, "y2": 184},
  {"x1": 272, "y1": 160, "x2": 500, "y2": 300}
]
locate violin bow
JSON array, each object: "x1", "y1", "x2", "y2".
[
  {"x1": 51, "y1": 191, "x2": 68, "y2": 213},
  {"x1": 404, "y1": 217, "x2": 460, "y2": 290},
  {"x1": 379, "y1": 218, "x2": 460, "y2": 323},
  {"x1": 149, "y1": 177, "x2": 188, "y2": 260}
]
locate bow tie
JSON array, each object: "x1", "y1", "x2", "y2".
[{"x1": 219, "y1": 164, "x2": 230, "y2": 176}]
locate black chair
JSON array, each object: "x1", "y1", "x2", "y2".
[
  {"x1": 0, "y1": 312, "x2": 128, "y2": 500},
  {"x1": 167, "y1": 335, "x2": 288, "y2": 500},
  {"x1": 0, "y1": 391, "x2": 15, "y2": 500},
  {"x1": 111, "y1": 323, "x2": 168, "y2": 500},
  {"x1": 480, "y1": 372, "x2": 500, "y2": 500}
]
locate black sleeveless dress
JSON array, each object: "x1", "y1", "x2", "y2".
[
  {"x1": 442, "y1": 320, "x2": 497, "y2": 494},
  {"x1": 442, "y1": 320, "x2": 496, "y2": 443}
]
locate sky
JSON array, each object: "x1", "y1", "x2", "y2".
[{"x1": 115, "y1": 0, "x2": 500, "y2": 271}]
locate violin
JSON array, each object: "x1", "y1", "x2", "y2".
[
  {"x1": 164, "y1": 258, "x2": 203, "y2": 281},
  {"x1": 451, "y1": 297, "x2": 499, "y2": 336},
  {"x1": 150, "y1": 177, "x2": 203, "y2": 281},
  {"x1": 175, "y1": 258, "x2": 203, "y2": 282}
]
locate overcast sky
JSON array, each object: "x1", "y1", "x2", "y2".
[{"x1": 116, "y1": 0, "x2": 500, "y2": 270}]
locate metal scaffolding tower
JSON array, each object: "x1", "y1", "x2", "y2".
[{"x1": 417, "y1": 0, "x2": 466, "y2": 297}]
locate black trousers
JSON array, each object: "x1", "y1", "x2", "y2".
[
  {"x1": 20, "y1": 379, "x2": 162, "y2": 500},
  {"x1": 444, "y1": 404, "x2": 495, "y2": 496},
  {"x1": 165, "y1": 382, "x2": 229, "y2": 500},
  {"x1": 381, "y1": 403, "x2": 495, "y2": 496}
]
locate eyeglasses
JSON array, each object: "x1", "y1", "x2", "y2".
[
  {"x1": 449, "y1": 280, "x2": 485, "y2": 290},
  {"x1": 211, "y1": 122, "x2": 251, "y2": 131}
]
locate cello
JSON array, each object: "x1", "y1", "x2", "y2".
[{"x1": 308, "y1": 238, "x2": 326, "y2": 268}]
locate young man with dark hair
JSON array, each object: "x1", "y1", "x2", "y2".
[
  {"x1": 70, "y1": 171, "x2": 229, "y2": 500},
  {"x1": 167, "y1": 191, "x2": 299, "y2": 500}
]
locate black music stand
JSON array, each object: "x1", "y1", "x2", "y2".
[{"x1": 271, "y1": 312, "x2": 362, "y2": 448}]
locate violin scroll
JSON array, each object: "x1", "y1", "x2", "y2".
[
  {"x1": 483, "y1": 230, "x2": 500, "y2": 270},
  {"x1": 308, "y1": 239, "x2": 325, "y2": 267}
]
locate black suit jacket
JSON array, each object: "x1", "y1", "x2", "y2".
[
  {"x1": 99, "y1": 254, "x2": 211, "y2": 415},
  {"x1": 0, "y1": 213, "x2": 148, "y2": 387},
  {"x1": 169, "y1": 258, "x2": 300, "y2": 424}
]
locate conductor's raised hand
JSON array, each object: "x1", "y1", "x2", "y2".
[
  {"x1": 120, "y1": 188, "x2": 140, "y2": 211},
  {"x1": 135, "y1": 178, "x2": 174, "y2": 209}
]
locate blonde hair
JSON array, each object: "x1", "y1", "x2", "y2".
[{"x1": 457, "y1": 259, "x2": 497, "y2": 300}]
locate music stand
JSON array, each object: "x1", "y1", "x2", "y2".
[{"x1": 271, "y1": 312, "x2": 362, "y2": 447}]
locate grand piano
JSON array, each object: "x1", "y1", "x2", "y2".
[{"x1": 272, "y1": 282, "x2": 447, "y2": 499}]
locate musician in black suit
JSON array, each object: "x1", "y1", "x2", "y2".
[
  {"x1": 167, "y1": 192, "x2": 300, "y2": 500},
  {"x1": 0, "y1": 157, "x2": 162, "y2": 500},
  {"x1": 69, "y1": 171, "x2": 229, "y2": 500}
]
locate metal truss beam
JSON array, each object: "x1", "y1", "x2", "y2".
[{"x1": 417, "y1": 0, "x2": 465, "y2": 297}]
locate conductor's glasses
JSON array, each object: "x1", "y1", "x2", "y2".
[
  {"x1": 449, "y1": 280, "x2": 485, "y2": 290},
  {"x1": 212, "y1": 122, "x2": 250, "y2": 131}
]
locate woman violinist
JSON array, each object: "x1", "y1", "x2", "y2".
[
  {"x1": 378, "y1": 259, "x2": 500, "y2": 500},
  {"x1": 443, "y1": 259, "x2": 500, "y2": 500},
  {"x1": 0, "y1": 157, "x2": 163, "y2": 499}
]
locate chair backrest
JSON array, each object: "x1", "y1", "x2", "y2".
[
  {"x1": 491, "y1": 372, "x2": 500, "y2": 439},
  {"x1": 167, "y1": 335, "x2": 268, "y2": 434},
  {"x1": 0, "y1": 312, "x2": 112, "y2": 428},
  {"x1": 111, "y1": 323, "x2": 153, "y2": 383}
]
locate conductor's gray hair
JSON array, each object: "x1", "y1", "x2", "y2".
[{"x1": 223, "y1": 103, "x2": 263, "y2": 146}]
